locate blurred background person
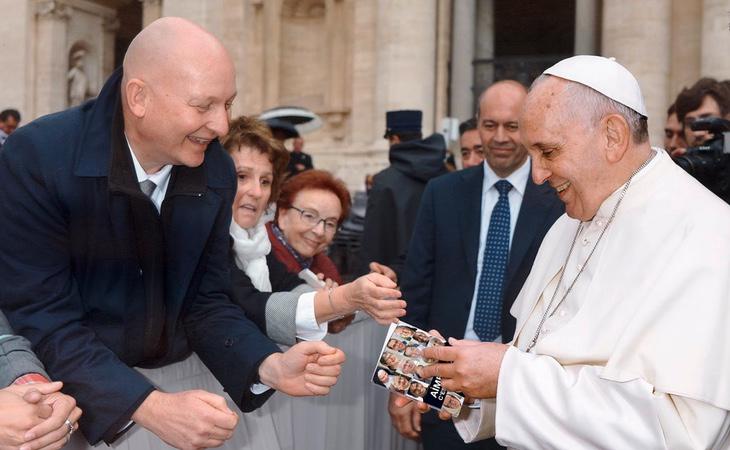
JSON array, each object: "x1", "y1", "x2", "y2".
[
  {"x1": 663, "y1": 103, "x2": 686, "y2": 155},
  {"x1": 287, "y1": 136, "x2": 314, "y2": 177},
  {"x1": 0, "y1": 108, "x2": 20, "y2": 148},
  {"x1": 359, "y1": 110, "x2": 447, "y2": 279},
  {"x1": 458, "y1": 117, "x2": 485, "y2": 169},
  {"x1": 674, "y1": 77, "x2": 730, "y2": 150}
]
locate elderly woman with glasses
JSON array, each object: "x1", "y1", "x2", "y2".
[{"x1": 223, "y1": 117, "x2": 406, "y2": 346}]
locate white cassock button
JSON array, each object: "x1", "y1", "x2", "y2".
[
  {"x1": 582, "y1": 238, "x2": 590, "y2": 246},
  {"x1": 576, "y1": 264, "x2": 583, "y2": 271},
  {"x1": 596, "y1": 219, "x2": 605, "y2": 227},
  {"x1": 559, "y1": 310, "x2": 567, "y2": 317}
]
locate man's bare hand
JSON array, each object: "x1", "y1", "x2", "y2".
[
  {"x1": 258, "y1": 341, "x2": 345, "y2": 396},
  {"x1": 388, "y1": 392, "x2": 421, "y2": 440},
  {"x1": 132, "y1": 390, "x2": 238, "y2": 450},
  {"x1": 19, "y1": 384, "x2": 81, "y2": 450},
  {"x1": 419, "y1": 339, "x2": 508, "y2": 399},
  {"x1": 369, "y1": 262, "x2": 398, "y2": 284}
]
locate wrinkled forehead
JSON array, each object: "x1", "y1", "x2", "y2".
[{"x1": 521, "y1": 80, "x2": 569, "y2": 136}]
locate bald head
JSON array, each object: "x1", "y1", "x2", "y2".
[
  {"x1": 477, "y1": 80, "x2": 527, "y2": 119},
  {"x1": 121, "y1": 17, "x2": 237, "y2": 174}
]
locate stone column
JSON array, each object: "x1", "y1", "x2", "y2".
[
  {"x1": 0, "y1": 0, "x2": 33, "y2": 118},
  {"x1": 602, "y1": 0, "x2": 671, "y2": 146},
  {"x1": 574, "y1": 0, "x2": 599, "y2": 54},
  {"x1": 450, "y1": 0, "x2": 476, "y2": 120},
  {"x1": 374, "y1": 0, "x2": 437, "y2": 135},
  {"x1": 102, "y1": 16, "x2": 120, "y2": 79},
  {"x1": 434, "y1": 0, "x2": 451, "y2": 129},
  {"x1": 35, "y1": 0, "x2": 71, "y2": 117},
  {"x1": 140, "y1": 0, "x2": 162, "y2": 28},
  {"x1": 473, "y1": 0, "x2": 494, "y2": 98},
  {"x1": 700, "y1": 0, "x2": 730, "y2": 79},
  {"x1": 669, "y1": 0, "x2": 701, "y2": 98}
]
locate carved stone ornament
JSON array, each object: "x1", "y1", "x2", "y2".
[{"x1": 35, "y1": 0, "x2": 71, "y2": 20}]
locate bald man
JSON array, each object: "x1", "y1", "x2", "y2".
[
  {"x1": 391, "y1": 81, "x2": 563, "y2": 450},
  {"x1": 0, "y1": 17, "x2": 345, "y2": 448}
]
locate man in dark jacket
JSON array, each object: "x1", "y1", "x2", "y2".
[
  {"x1": 0, "y1": 17, "x2": 344, "y2": 447},
  {"x1": 360, "y1": 110, "x2": 448, "y2": 277}
]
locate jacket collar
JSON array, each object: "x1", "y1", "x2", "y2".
[{"x1": 73, "y1": 67, "x2": 229, "y2": 192}]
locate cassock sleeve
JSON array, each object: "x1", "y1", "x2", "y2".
[{"x1": 455, "y1": 347, "x2": 730, "y2": 449}]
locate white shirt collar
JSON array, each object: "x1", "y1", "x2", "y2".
[
  {"x1": 124, "y1": 134, "x2": 173, "y2": 186},
  {"x1": 482, "y1": 156, "x2": 531, "y2": 195}
]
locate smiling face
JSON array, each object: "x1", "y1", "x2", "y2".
[
  {"x1": 121, "y1": 18, "x2": 237, "y2": 173},
  {"x1": 231, "y1": 146, "x2": 273, "y2": 229},
  {"x1": 521, "y1": 77, "x2": 615, "y2": 221},
  {"x1": 277, "y1": 188, "x2": 342, "y2": 258},
  {"x1": 460, "y1": 129, "x2": 484, "y2": 169},
  {"x1": 478, "y1": 81, "x2": 529, "y2": 178}
]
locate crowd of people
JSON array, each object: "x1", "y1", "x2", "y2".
[{"x1": 1, "y1": 15, "x2": 729, "y2": 450}]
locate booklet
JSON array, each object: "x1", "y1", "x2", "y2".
[{"x1": 371, "y1": 320, "x2": 464, "y2": 417}]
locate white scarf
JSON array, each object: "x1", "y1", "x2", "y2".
[{"x1": 230, "y1": 205, "x2": 275, "y2": 292}]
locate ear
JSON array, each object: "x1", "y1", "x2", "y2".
[
  {"x1": 124, "y1": 78, "x2": 148, "y2": 118},
  {"x1": 603, "y1": 113, "x2": 630, "y2": 163}
]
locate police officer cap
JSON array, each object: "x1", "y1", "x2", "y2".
[
  {"x1": 543, "y1": 55, "x2": 648, "y2": 117},
  {"x1": 384, "y1": 110, "x2": 422, "y2": 138}
]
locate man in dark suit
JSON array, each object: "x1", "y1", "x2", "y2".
[
  {"x1": 0, "y1": 18, "x2": 344, "y2": 448},
  {"x1": 390, "y1": 81, "x2": 564, "y2": 450}
]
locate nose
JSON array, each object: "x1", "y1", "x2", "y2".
[
  {"x1": 494, "y1": 125, "x2": 508, "y2": 143},
  {"x1": 531, "y1": 158, "x2": 551, "y2": 185},
  {"x1": 247, "y1": 180, "x2": 262, "y2": 198},
  {"x1": 311, "y1": 220, "x2": 326, "y2": 236},
  {"x1": 209, "y1": 104, "x2": 230, "y2": 138}
]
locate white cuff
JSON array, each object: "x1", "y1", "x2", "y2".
[
  {"x1": 295, "y1": 292, "x2": 328, "y2": 341},
  {"x1": 250, "y1": 383, "x2": 272, "y2": 395}
]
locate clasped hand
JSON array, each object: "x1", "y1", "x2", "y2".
[{"x1": 0, "y1": 381, "x2": 81, "y2": 450}]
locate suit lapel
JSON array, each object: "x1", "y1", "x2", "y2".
[{"x1": 456, "y1": 167, "x2": 484, "y2": 286}]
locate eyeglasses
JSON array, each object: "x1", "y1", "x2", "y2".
[{"x1": 290, "y1": 206, "x2": 339, "y2": 234}]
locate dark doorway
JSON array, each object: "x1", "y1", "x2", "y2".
[
  {"x1": 113, "y1": 1, "x2": 143, "y2": 70},
  {"x1": 474, "y1": 0, "x2": 576, "y2": 96}
]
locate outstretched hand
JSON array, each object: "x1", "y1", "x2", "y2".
[
  {"x1": 259, "y1": 341, "x2": 346, "y2": 397},
  {"x1": 340, "y1": 273, "x2": 405, "y2": 325}
]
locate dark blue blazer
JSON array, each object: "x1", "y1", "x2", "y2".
[
  {"x1": 402, "y1": 164, "x2": 564, "y2": 342},
  {"x1": 0, "y1": 70, "x2": 279, "y2": 444}
]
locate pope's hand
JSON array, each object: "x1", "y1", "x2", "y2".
[
  {"x1": 338, "y1": 273, "x2": 405, "y2": 325},
  {"x1": 258, "y1": 341, "x2": 345, "y2": 396},
  {"x1": 131, "y1": 390, "x2": 239, "y2": 450},
  {"x1": 419, "y1": 339, "x2": 508, "y2": 399}
]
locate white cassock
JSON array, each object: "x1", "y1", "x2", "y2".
[{"x1": 454, "y1": 149, "x2": 730, "y2": 449}]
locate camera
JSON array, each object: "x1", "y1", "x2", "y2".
[{"x1": 673, "y1": 117, "x2": 730, "y2": 204}]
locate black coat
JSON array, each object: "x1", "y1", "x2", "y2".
[
  {"x1": 359, "y1": 134, "x2": 447, "y2": 275},
  {"x1": 0, "y1": 69, "x2": 280, "y2": 444},
  {"x1": 230, "y1": 251, "x2": 304, "y2": 336}
]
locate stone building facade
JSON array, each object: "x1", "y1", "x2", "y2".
[{"x1": 1, "y1": 0, "x2": 728, "y2": 189}]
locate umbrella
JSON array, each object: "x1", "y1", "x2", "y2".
[
  {"x1": 259, "y1": 106, "x2": 323, "y2": 134},
  {"x1": 263, "y1": 118, "x2": 300, "y2": 140}
]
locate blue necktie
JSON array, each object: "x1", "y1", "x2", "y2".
[{"x1": 473, "y1": 179, "x2": 512, "y2": 342}]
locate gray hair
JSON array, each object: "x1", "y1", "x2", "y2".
[{"x1": 531, "y1": 75, "x2": 648, "y2": 144}]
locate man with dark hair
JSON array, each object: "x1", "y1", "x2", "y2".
[
  {"x1": 663, "y1": 103, "x2": 686, "y2": 155},
  {"x1": 674, "y1": 77, "x2": 730, "y2": 147},
  {"x1": 0, "y1": 108, "x2": 21, "y2": 148},
  {"x1": 359, "y1": 110, "x2": 447, "y2": 277},
  {"x1": 388, "y1": 81, "x2": 563, "y2": 450},
  {"x1": 459, "y1": 117, "x2": 484, "y2": 169}
]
